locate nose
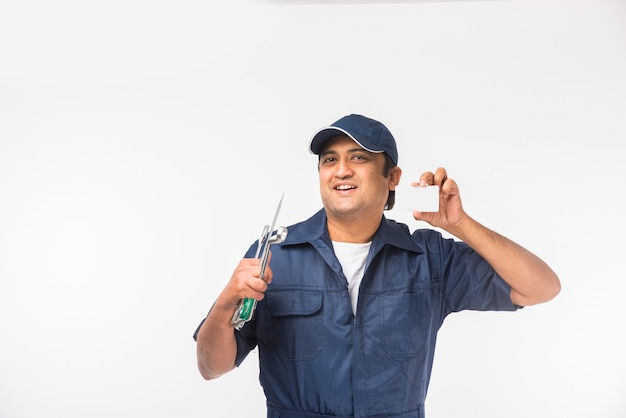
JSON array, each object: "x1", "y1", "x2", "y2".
[{"x1": 334, "y1": 158, "x2": 353, "y2": 178}]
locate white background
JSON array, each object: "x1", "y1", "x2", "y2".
[{"x1": 1, "y1": 0, "x2": 625, "y2": 417}]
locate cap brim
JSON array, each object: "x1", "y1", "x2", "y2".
[{"x1": 309, "y1": 127, "x2": 384, "y2": 155}]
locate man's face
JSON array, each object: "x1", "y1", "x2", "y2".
[{"x1": 318, "y1": 135, "x2": 399, "y2": 221}]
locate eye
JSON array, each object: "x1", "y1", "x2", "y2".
[{"x1": 351, "y1": 154, "x2": 369, "y2": 161}]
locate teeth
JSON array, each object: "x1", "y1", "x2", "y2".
[{"x1": 336, "y1": 185, "x2": 354, "y2": 190}]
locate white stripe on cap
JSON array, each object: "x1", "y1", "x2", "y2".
[{"x1": 309, "y1": 126, "x2": 384, "y2": 155}]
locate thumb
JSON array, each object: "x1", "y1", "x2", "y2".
[{"x1": 412, "y1": 210, "x2": 434, "y2": 224}]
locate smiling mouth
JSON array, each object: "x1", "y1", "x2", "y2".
[{"x1": 335, "y1": 185, "x2": 356, "y2": 191}]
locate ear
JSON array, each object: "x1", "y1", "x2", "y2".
[{"x1": 388, "y1": 166, "x2": 402, "y2": 190}]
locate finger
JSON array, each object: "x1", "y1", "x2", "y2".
[
  {"x1": 411, "y1": 179, "x2": 428, "y2": 188},
  {"x1": 263, "y1": 269, "x2": 273, "y2": 285},
  {"x1": 440, "y1": 176, "x2": 458, "y2": 197},
  {"x1": 230, "y1": 258, "x2": 265, "y2": 292},
  {"x1": 412, "y1": 209, "x2": 437, "y2": 227},
  {"x1": 234, "y1": 271, "x2": 268, "y2": 300},
  {"x1": 241, "y1": 257, "x2": 261, "y2": 268},
  {"x1": 418, "y1": 171, "x2": 435, "y2": 186},
  {"x1": 249, "y1": 277, "x2": 269, "y2": 297},
  {"x1": 434, "y1": 167, "x2": 448, "y2": 188}
]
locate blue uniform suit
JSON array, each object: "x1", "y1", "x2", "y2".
[{"x1": 195, "y1": 209, "x2": 518, "y2": 418}]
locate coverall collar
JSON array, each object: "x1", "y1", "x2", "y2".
[{"x1": 283, "y1": 208, "x2": 423, "y2": 255}]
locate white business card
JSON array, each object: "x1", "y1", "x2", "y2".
[{"x1": 395, "y1": 184, "x2": 439, "y2": 213}]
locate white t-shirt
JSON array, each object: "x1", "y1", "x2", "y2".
[{"x1": 332, "y1": 241, "x2": 372, "y2": 315}]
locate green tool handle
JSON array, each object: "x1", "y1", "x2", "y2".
[{"x1": 238, "y1": 298, "x2": 256, "y2": 321}]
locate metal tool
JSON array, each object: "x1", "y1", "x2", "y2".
[{"x1": 231, "y1": 194, "x2": 287, "y2": 330}]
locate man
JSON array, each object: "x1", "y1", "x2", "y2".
[{"x1": 193, "y1": 114, "x2": 561, "y2": 418}]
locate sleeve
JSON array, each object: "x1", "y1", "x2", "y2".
[
  {"x1": 191, "y1": 315, "x2": 257, "y2": 367},
  {"x1": 439, "y1": 237, "x2": 519, "y2": 314},
  {"x1": 233, "y1": 317, "x2": 258, "y2": 366}
]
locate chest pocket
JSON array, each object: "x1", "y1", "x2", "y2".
[
  {"x1": 381, "y1": 289, "x2": 432, "y2": 357},
  {"x1": 266, "y1": 290, "x2": 324, "y2": 360}
]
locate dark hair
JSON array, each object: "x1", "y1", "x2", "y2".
[{"x1": 383, "y1": 154, "x2": 396, "y2": 210}]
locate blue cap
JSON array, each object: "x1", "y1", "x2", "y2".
[{"x1": 309, "y1": 114, "x2": 398, "y2": 166}]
